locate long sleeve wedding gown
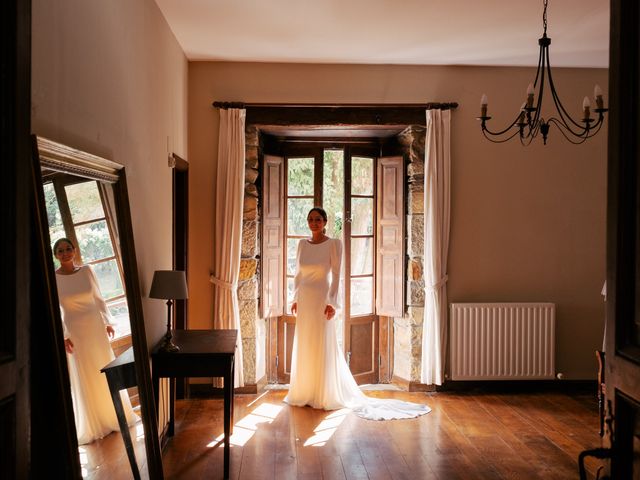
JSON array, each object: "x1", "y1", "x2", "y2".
[
  {"x1": 56, "y1": 265, "x2": 137, "y2": 445},
  {"x1": 284, "y1": 238, "x2": 430, "y2": 420}
]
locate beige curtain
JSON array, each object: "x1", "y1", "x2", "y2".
[
  {"x1": 421, "y1": 109, "x2": 451, "y2": 386},
  {"x1": 211, "y1": 108, "x2": 245, "y2": 388}
]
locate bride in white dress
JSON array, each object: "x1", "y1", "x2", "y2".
[
  {"x1": 53, "y1": 238, "x2": 137, "y2": 444},
  {"x1": 284, "y1": 208, "x2": 430, "y2": 420}
]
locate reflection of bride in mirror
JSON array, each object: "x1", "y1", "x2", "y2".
[
  {"x1": 53, "y1": 236, "x2": 137, "y2": 444},
  {"x1": 45, "y1": 173, "x2": 140, "y2": 446}
]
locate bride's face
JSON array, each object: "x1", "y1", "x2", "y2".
[
  {"x1": 307, "y1": 211, "x2": 327, "y2": 234},
  {"x1": 54, "y1": 241, "x2": 76, "y2": 264}
]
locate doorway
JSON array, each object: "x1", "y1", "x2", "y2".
[{"x1": 273, "y1": 142, "x2": 381, "y2": 384}]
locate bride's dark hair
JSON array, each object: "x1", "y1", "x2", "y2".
[{"x1": 308, "y1": 207, "x2": 328, "y2": 234}]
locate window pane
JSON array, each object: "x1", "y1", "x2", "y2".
[
  {"x1": 350, "y1": 277, "x2": 373, "y2": 315},
  {"x1": 287, "y1": 157, "x2": 314, "y2": 196},
  {"x1": 92, "y1": 259, "x2": 124, "y2": 300},
  {"x1": 323, "y1": 150, "x2": 344, "y2": 240},
  {"x1": 352, "y1": 157, "x2": 374, "y2": 195},
  {"x1": 351, "y1": 237, "x2": 373, "y2": 275},
  {"x1": 66, "y1": 181, "x2": 105, "y2": 223},
  {"x1": 351, "y1": 197, "x2": 374, "y2": 235},
  {"x1": 75, "y1": 220, "x2": 115, "y2": 262},
  {"x1": 286, "y1": 277, "x2": 295, "y2": 314},
  {"x1": 287, "y1": 198, "x2": 314, "y2": 235},
  {"x1": 43, "y1": 183, "x2": 63, "y2": 230},
  {"x1": 287, "y1": 238, "x2": 299, "y2": 275},
  {"x1": 107, "y1": 298, "x2": 131, "y2": 339}
]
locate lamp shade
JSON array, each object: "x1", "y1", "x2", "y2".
[{"x1": 149, "y1": 270, "x2": 188, "y2": 300}]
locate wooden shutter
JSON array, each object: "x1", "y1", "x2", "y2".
[
  {"x1": 261, "y1": 155, "x2": 284, "y2": 318},
  {"x1": 376, "y1": 156, "x2": 404, "y2": 317}
]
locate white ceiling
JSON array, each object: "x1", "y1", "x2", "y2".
[{"x1": 154, "y1": 0, "x2": 609, "y2": 68}]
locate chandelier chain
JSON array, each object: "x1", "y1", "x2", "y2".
[{"x1": 543, "y1": 0, "x2": 548, "y2": 35}]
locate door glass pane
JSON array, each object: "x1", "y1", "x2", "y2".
[
  {"x1": 350, "y1": 277, "x2": 373, "y2": 315},
  {"x1": 287, "y1": 157, "x2": 315, "y2": 196},
  {"x1": 66, "y1": 181, "x2": 105, "y2": 223},
  {"x1": 287, "y1": 238, "x2": 299, "y2": 275},
  {"x1": 323, "y1": 149, "x2": 344, "y2": 240},
  {"x1": 351, "y1": 237, "x2": 373, "y2": 275},
  {"x1": 286, "y1": 277, "x2": 295, "y2": 314},
  {"x1": 92, "y1": 259, "x2": 124, "y2": 300},
  {"x1": 75, "y1": 220, "x2": 115, "y2": 262},
  {"x1": 287, "y1": 198, "x2": 314, "y2": 235},
  {"x1": 351, "y1": 198, "x2": 374, "y2": 235},
  {"x1": 352, "y1": 157, "x2": 374, "y2": 195}
]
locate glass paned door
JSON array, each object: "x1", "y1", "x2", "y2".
[{"x1": 280, "y1": 146, "x2": 378, "y2": 385}]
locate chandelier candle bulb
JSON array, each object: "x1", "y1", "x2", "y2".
[
  {"x1": 481, "y1": 94, "x2": 488, "y2": 117},
  {"x1": 526, "y1": 83, "x2": 535, "y2": 108},
  {"x1": 594, "y1": 84, "x2": 604, "y2": 109},
  {"x1": 518, "y1": 103, "x2": 527, "y2": 126},
  {"x1": 583, "y1": 96, "x2": 591, "y2": 120}
]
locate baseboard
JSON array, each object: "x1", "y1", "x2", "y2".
[{"x1": 391, "y1": 375, "x2": 437, "y2": 392}]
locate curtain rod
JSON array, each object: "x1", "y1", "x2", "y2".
[{"x1": 212, "y1": 101, "x2": 458, "y2": 110}]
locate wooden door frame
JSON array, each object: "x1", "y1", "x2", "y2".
[{"x1": 171, "y1": 153, "x2": 189, "y2": 399}]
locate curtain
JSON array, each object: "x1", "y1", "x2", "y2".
[
  {"x1": 421, "y1": 109, "x2": 451, "y2": 386},
  {"x1": 211, "y1": 108, "x2": 245, "y2": 388}
]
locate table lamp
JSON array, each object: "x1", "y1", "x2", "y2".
[{"x1": 149, "y1": 270, "x2": 188, "y2": 352}]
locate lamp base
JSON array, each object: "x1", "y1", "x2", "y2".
[{"x1": 158, "y1": 332, "x2": 180, "y2": 353}]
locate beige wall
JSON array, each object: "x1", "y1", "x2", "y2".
[
  {"x1": 31, "y1": 0, "x2": 188, "y2": 348},
  {"x1": 189, "y1": 62, "x2": 607, "y2": 380}
]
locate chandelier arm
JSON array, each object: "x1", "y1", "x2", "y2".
[
  {"x1": 545, "y1": 50, "x2": 587, "y2": 131},
  {"x1": 482, "y1": 115, "x2": 522, "y2": 136},
  {"x1": 546, "y1": 118, "x2": 590, "y2": 144},
  {"x1": 482, "y1": 128, "x2": 522, "y2": 143}
]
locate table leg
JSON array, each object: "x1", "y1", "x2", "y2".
[
  {"x1": 106, "y1": 377, "x2": 141, "y2": 480},
  {"x1": 169, "y1": 377, "x2": 176, "y2": 436}
]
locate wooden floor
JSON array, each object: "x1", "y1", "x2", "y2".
[
  {"x1": 79, "y1": 418, "x2": 149, "y2": 479},
  {"x1": 160, "y1": 388, "x2": 607, "y2": 480}
]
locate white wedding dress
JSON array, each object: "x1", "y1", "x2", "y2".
[
  {"x1": 56, "y1": 265, "x2": 137, "y2": 444},
  {"x1": 284, "y1": 238, "x2": 431, "y2": 420}
]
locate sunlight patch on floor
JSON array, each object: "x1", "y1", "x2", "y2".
[
  {"x1": 207, "y1": 402, "x2": 284, "y2": 448},
  {"x1": 303, "y1": 408, "x2": 349, "y2": 447}
]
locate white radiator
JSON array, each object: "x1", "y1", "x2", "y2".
[{"x1": 450, "y1": 303, "x2": 555, "y2": 380}]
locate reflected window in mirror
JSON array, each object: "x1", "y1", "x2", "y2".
[{"x1": 43, "y1": 175, "x2": 131, "y2": 340}]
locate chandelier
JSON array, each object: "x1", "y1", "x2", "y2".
[{"x1": 477, "y1": 0, "x2": 607, "y2": 145}]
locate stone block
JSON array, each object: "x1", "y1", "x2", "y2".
[
  {"x1": 238, "y1": 277, "x2": 258, "y2": 301},
  {"x1": 407, "y1": 161, "x2": 424, "y2": 177},
  {"x1": 241, "y1": 337, "x2": 256, "y2": 385},
  {"x1": 245, "y1": 146, "x2": 259, "y2": 169},
  {"x1": 407, "y1": 280, "x2": 425, "y2": 306},
  {"x1": 245, "y1": 125, "x2": 259, "y2": 147},
  {"x1": 241, "y1": 220, "x2": 258, "y2": 257},
  {"x1": 239, "y1": 259, "x2": 257, "y2": 280},
  {"x1": 408, "y1": 187, "x2": 424, "y2": 214},
  {"x1": 407, "y1": 306, "x2": 425, "y2": 326},
  {"x1": 408, "y1": 258, "x2": 423, "y2": 280},
  {"x1": 245, "y1": 183, "x2": 258, "y2": 197},
  {"x1": 245, "y1": 167, "x2": 259, "y2": 184},
  {"x1": 243, "y1": 195, "x2": 258, "y2": 221},
  {"x1": 393, "y1": 323, "x2": 412, "y2": 379},
  {"x1": 239, "y1": 299, "x2": 258, "y2": 338},
  {"x1": 407, "y1": 214, "x2": 424, "y2": 256}
]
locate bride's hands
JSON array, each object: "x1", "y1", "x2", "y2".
[{"x1": 324, "y1": 304, "x2": 336, "y2": 320}]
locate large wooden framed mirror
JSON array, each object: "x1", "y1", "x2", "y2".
[{"x1": 30, "y1": 135, "x2": 163, "y2": 479}]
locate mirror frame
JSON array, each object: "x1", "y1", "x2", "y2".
[{"x1": 31, "y1": 135, "x2": 163, "y2": 479}]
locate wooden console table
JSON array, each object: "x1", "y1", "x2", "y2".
[
  {"x1": 101, "y1": 346, "x2": 141, "y2": 480},
  {"x1": 151, "y1": 329, "x2": 236, "y2": 479}
]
